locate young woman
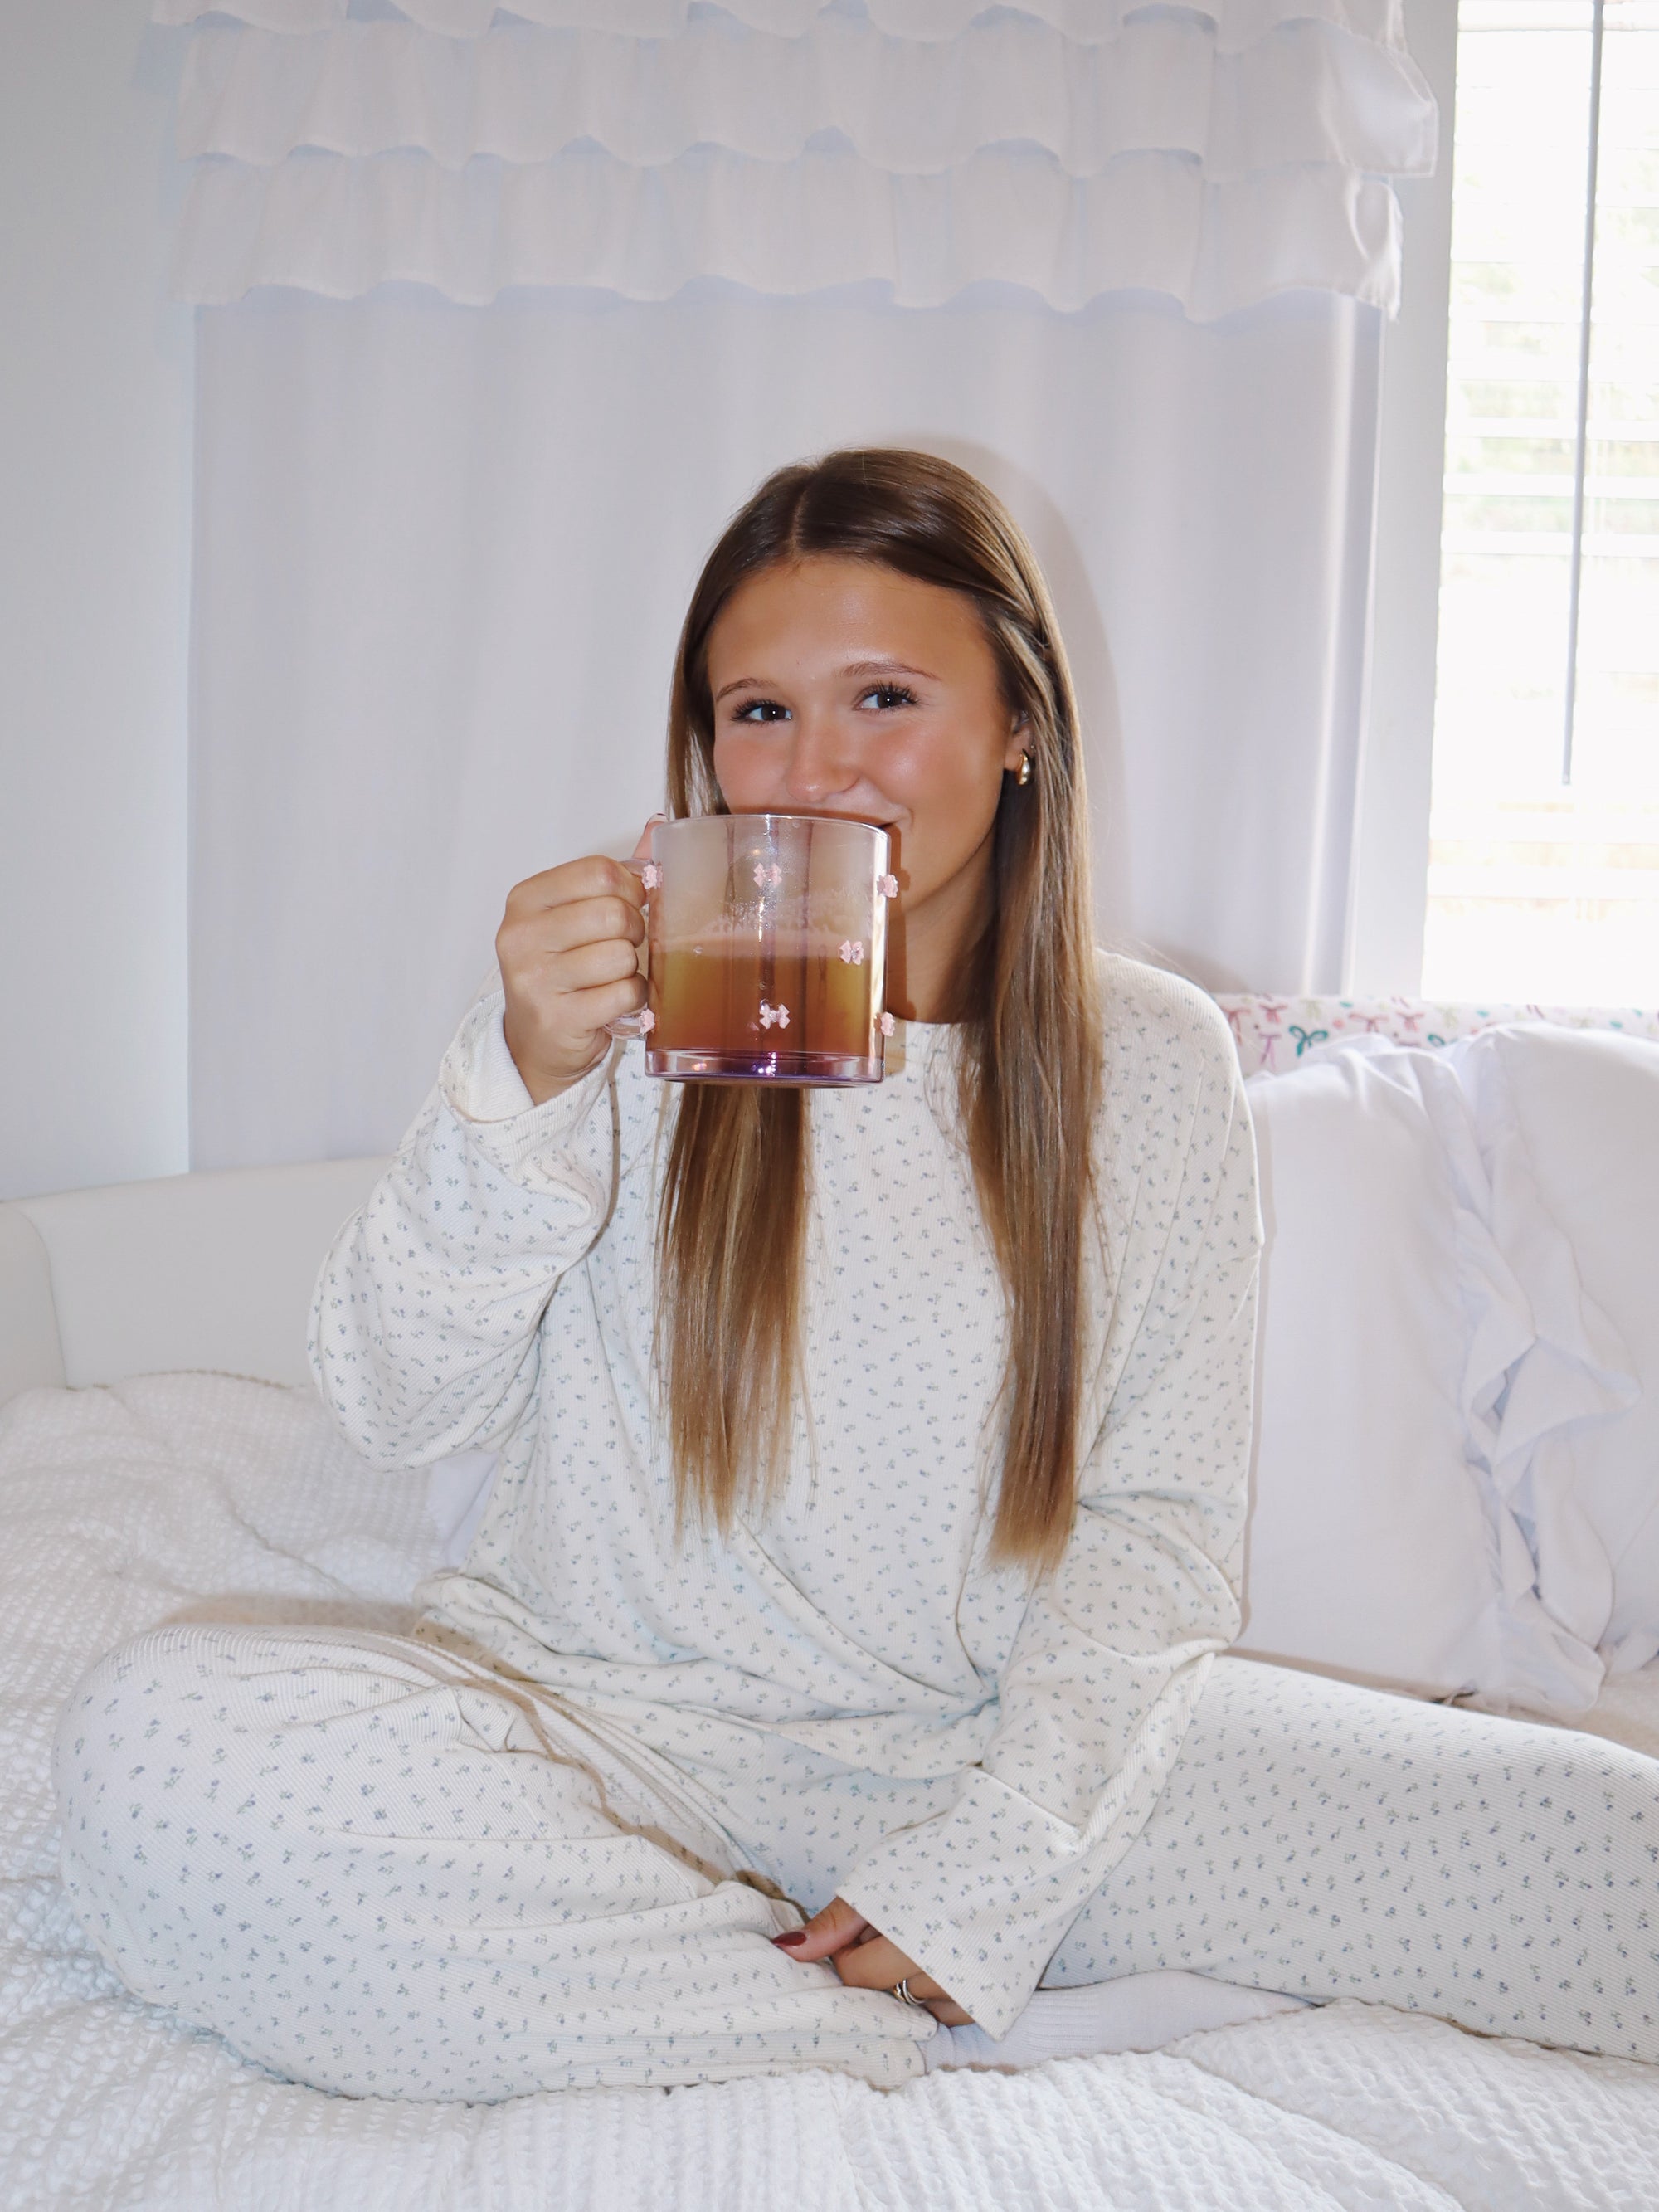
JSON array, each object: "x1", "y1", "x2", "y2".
[{"x1": 53, "y1": 451, "x2": 1657, "y2": 2102}]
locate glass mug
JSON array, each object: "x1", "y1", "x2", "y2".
[{"x1": 610, "y1": 813, "x2": 897, "y2": 1084}]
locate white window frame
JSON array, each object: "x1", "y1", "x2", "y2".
[{"x1": 1345, "y1": 0, "x2": 1461, "y2": 996}]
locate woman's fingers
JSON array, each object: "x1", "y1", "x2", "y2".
[
  {"x1": 504, "y1": 853, "x2": 645, "y2": 922},
  {"x1": 535, "y1": 933, "x2": 645, "y2": 995},
  {"x1": 525, "y1": 894, "x2": 645, "y2": 955},
  {"x1": 830, "y1": 1934, "x2": 928, "y2": 1993},
  {"x1": 771, "y1": 1893, "x2": 869, "y2": 1962},
  {"x1": 830, "y1": 1935, "x2": 974, "y2": 2026},
  {"x1": 495, "y1": 845, "x2": 655, "y2": 1103},
  {"x1": 771, "y1": 1899, "x2": 974, "y2": 2025},
  {"x1": 562, "y1": 973, "x2": 646, "y2": 1030}
]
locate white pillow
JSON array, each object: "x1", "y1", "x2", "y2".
[
  {"x1": 1237, "y1": 1038, "x2": 1632, "y2": 1713},
  {"x1": 1446, "y1": 1026, "x2": 1657, "y2": 1673}
]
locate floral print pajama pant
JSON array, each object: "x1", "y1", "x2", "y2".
[{"x1": 51, "y1": 1621, "x2": 1659, "y2": 2101}]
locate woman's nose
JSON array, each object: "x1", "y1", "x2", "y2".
[{"x1": 780, "y1": 714, "x2": 860, "y2": 805}]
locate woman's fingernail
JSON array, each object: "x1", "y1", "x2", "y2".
[{"x1": 771, "y1": 1931, "x2": 807, "y2": 1949}]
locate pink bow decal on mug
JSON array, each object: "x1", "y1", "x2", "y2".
[
  {"x1": 758, "y1": 1001, "x2": 791, "y2": 1030},
  {"x1": 753, "y1": 861, "x2": 783, "y2": 889},
  {"x1": 838, "y1": 940, "x2": 865, "y2": 965},
  {"x1": 878, "y1": 873, "x2": 898, "y2": 899},
  {"x1": 640, "y1": 862, "x2": 662, "y2": 891},
  {"x1": 878, "y1": 1011, "x2": 895, "y2": 1036}
]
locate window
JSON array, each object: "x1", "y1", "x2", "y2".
[{"x1": 1423, "y1": 0, "x2": 1658, "y2": 1004}]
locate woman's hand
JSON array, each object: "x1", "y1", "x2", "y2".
[
  {"x1": 773, "y1": 1896, "x2": 975, "y2": 2025},
  {"x1": 497, "y1": 819, "x2": 659, "y2": 1105}
]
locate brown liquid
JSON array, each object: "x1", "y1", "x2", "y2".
[{"x1": 651, "y1": 929, "x2": 880, "y2": 1060}]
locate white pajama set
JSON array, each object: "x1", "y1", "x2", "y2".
[{"x1": 53, "y1": 957, "x2": 1659, "y2": 2101}]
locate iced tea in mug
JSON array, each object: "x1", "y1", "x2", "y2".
[{"x1": 613, "y1": 814, "x2": 895, "y2": 1084}]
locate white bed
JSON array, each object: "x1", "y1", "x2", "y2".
[{"x1": 3, "y1": 1131, "x2": 1657, "y2": 2210}]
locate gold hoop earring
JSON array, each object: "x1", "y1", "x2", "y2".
[{"x1": 1016, "y1": 750, "x2": 1034, "y2": 787}]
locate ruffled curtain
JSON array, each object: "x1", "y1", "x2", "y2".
[{"x1": 154, "y1": 0, "x2": 1437, "y2": 319}]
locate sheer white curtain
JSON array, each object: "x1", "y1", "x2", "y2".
[{"x1": 159, "y1": 0, "x2": 1435, "y2": 1169}]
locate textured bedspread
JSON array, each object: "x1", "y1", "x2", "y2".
[{"x1": 3, "y1": 1375, "x2": 1657, "y2": 2212}]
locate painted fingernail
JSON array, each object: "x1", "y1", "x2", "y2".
[{"x1": 771, "y1": 1931, "x2": 807, "y2": 1948}]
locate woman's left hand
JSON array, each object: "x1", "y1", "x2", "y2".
[{"x1": 773, "y1": 1896, "x2": 975, "y2": 2024}]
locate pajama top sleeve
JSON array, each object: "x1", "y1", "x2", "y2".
[
  {"x1": 306, "y1": 976, "x2": 621, "y2": 1469},
  {"x1": 835, "y1": 987, "x2": 1262, "y2": 2039}
]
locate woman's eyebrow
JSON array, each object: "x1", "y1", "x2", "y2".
[
  {"x1": 842, "y1": 657, "x2": 938, "y2": 683},
  {"x1": 713, "y1": 656, "x2": 937, "y2": 704}
]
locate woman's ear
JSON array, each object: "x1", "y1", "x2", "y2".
[{"x1": 1004, "y1": 709, "x2": 1029, "y2": 773}]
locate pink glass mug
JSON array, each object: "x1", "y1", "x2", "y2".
[{"x1": 610, "y1": 813, "x2": 897, "y2": 1084}]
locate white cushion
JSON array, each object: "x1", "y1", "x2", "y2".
[
  {"x1": 1447, "y1": 1026, "x2": 1659, "y2": 1673},
  {"x1": 1238, "y1": 1039, "x2": 1632, "y2": 1713}
]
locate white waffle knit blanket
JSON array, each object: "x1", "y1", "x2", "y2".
[{"x1": 2, "y1": 1374, "x2": 1656, "y2": 2212}]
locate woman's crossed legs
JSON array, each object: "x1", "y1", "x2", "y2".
[
  {"x1": 52, "y1": 1626, "x2": 1658, "y2": 2099},
  {"x1": 50, "y1": 1621, "x2": 932, "y2": 2099}
]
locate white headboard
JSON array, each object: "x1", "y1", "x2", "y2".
[{"x1": 0, "y1": 1158, "x2": 387, "y2": 1408}]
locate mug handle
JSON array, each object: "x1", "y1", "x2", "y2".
[
  {"x1": 604, "y1": 926, "x2": 654, "y2": 1040},
  {"x1": 604, "y1": 818, "x2": 664, "y2": 1041}
]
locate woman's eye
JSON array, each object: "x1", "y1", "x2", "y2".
[
  {"x1": 732, "y1": 698, "x2": 791, "y2": 724},
  {"x1": 857, "y1": 684, "x2": 918, "y2": 711}
]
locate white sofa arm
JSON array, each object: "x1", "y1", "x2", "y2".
[
  {"x1": 0, "y1": 1205, "x2": 67, "y2": 1406},
  {"x1": 0, "y1": 1158, "x2": 387, "y2": 1406}
]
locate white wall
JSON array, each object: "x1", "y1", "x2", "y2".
[{"x1": 0, "y1": 2, "x2": 192, "y2": 1201}]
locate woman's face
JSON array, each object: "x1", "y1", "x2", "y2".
[{"x1": 706, "y1": 554, "x2": 1027, "y2": 933}]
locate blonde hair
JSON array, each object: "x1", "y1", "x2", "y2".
[{"x1": 656, "y1": 450, "x2": 1105, "y2": 1574}]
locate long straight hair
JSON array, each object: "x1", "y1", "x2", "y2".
[{"x1": 656, "y1": 450, "x2": 1105, "y2": 1575}]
